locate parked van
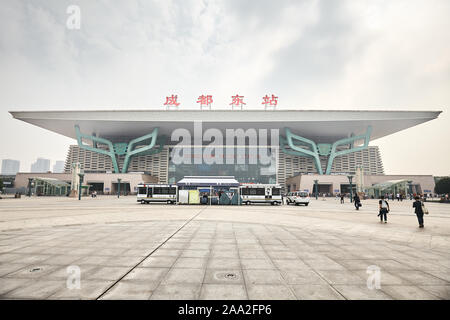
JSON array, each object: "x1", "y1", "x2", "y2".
[{"x1": 286, "y1": 191, "x2": 310, "y2": 206}]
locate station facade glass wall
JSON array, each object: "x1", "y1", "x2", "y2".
[{"x1": 167, "y1": 146, "x2": 277, "y2": 185}]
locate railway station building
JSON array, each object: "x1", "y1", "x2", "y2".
[{"x1": 10, "y1": 109, "x2": 441, "y2": 195}]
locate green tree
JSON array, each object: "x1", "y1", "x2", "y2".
[{"x1": 435, "y1": 177, "x2": 450, "y2": 195}]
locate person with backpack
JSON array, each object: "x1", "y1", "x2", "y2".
[
  {"x1": 378, "y1": 196, "x2": 389, "y2": 223},
  {"x1": 413, "y1": 196, "x2": 426, "y2": 228}
]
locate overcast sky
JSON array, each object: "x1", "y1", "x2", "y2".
[{"x1": 0, "y1": 0, "x2": 449, "y2": 175}]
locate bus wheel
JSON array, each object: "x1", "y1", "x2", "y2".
[
  {"x1": 141, "y1": 200, "x2": 145, "y2": 204},
  {"x1": 167, "y1": 200, "x2": 172, "y2": 204},
  {"x1": 246, "y1": 201, "x2": 250, "y2": 205}
]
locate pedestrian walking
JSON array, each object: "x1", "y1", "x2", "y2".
[
  {"x1": 413, "y1": 196, "x2": 428, "y2": 228},
  {"x1": 354, "y1": 193, "x2": 361, "y2": 210},
  {"x1": 340, "y1": 194, "x2": 344, "y2": 204},
  {"x1": 378, "y1": 196, "x2": 389, "y2": 223}
]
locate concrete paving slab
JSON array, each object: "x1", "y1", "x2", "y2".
[
  {"x1": 333, "y1": 285, "x2": 393, "y2": 300},
  {"x1": 162, "y1": 268, "x2": 205, "y2": 285},
  {"x1": 3, "y1": 279, "x2": 65, "y2": 299},
  {"x1": 207, "y1": 258, "x2": 241, "y2": 269},
  {"x1": 352, "y1": 269, "x2": 411, "y2": 286},
  {"x1": 304, "y1": 259, "x2": 347, "y2": 271},
  {"x1": 150, "y1": 284, "x2": 201, "y2": 300},
  {"x1": 240, "y1": 258, "x2": 276, "y2": 270},
  {"x1": 280, "y1": 269, "x2": 329, "y2": 285},
  {"x1": 272, "y1": 259, "x2": 311, "y2": 270},
  {"x1": 0, "y1": 278, "x2": 30, "y2": 296},
  {"x1": 247, "y1": 285, "x2": 296, "y2": 300},
  {"x1": 173, "y1": 257, "x2": 208, "y2": 269},
  {"x1": 210, "y1": 250, "x2": 239, "y2": 259},
  {"x1": 99, "y1": 281, "x2": 153, "y2": 300},
  {"x1": 5, "y1": 264, "x2": 61, "y2": 279},
  {"x1": 244, "y1": 269, "x2": 286, "y2": 285},
  {"x1": 199, "y1": 284, "x2": 247, "y2": 300},
  {"x1": 139, "y1": 256, "x2": 178, "y2": 268},
  {"x1": 122, "y1": 267, "x2": 169, "y2": 282},
  {"x1": 316, "y1": 270, "x2": 366, "y2": 285},
  {"x1": 395, "y1": 270, "x2": 449, "y2": 285},
  {"x1": 237, "y1": 250, "x2": 269, "y2": 259},
  {"x1": 86, "y1": 266, "x2": 131, "y2": 281},
  {"x1": 418, "y1": 285, "x2": 450, "y2": 299},
  {"x1": 381, "y1": 285, "x2": 441, "y2": 300},
  {"x1": 179, "y1": 249, "x2": 210, "y2": 258},
  {"x1": 0, "y1": 263, "x2": 32, "y2": 277},
  {"x1": 292, "y1": 284, "x2": 345, "y2": 300},
  {"x1": 50, "y1": 280, "x2": 115, "y2": 299}
]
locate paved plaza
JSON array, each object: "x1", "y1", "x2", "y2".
[{"x1": 0, "y1": 196, "x2": 449, "y2": 300}]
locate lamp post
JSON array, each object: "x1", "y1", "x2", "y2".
[
  {"x1": 314, "y1": 179, "x2": 318, "y2": 200},
  {"x1": 347, "y1": 175, "x2": 353, "y2": 203},
  {"x1": 407, "y1": 180, "x2": 413, "y2": 200},
  {"x1": 78, "y1": 173, "x2": 84, "y2": 201},
  {"x1": 27, "y1": 178, "x2": 33, "y2": 197},
  {"x1": 117, "y1": 178, "x2": 121, "y2": 198}
]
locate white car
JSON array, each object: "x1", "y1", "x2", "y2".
[{"x1": 286, "y1": 191, "x2": 310, "y2": 206}]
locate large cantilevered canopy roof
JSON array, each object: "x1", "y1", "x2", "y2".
[{"x1": 9, "y1": 109, "x2": 441, "y2": 144}]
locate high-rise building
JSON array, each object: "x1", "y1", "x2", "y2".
[
  {"x1": 52, "y1": 161, "x2": 65, "y2": 173},
  {"x1": 1, "y1": 159, "x2": 20, "y2": 175},
  {"x1": 30, "y1": 158, "x2": 50, "y2": 173}
]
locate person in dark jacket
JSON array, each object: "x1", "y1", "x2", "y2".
[
  {"x1": 413, "y1": 196, "x2": 425, "y2": 228},
  {"x1": 378, "y1": 196, "x2": 389, "y2": 223},
  {"x1": 354, "y1": 194, "x2": 361, "y2": 210}
]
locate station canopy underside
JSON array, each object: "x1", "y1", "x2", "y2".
[{"x1": 9, "y1": 109, "x2": 441, "y2": 144}]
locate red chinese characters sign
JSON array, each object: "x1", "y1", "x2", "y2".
[
  {"x1": 197, "y1": 95, "x2": 213, "y2": 107},
  {"x1": 230, "y1": 94, "x2": 246, "y2": 107},
  {"x1": 164, "y1": 95, "x2": 180, "y2": 107},
  {"x1": 161, "y1": 94, "x2": 279, "y2": 108},
  {"x1": 262, "y1": 94, "x2": 278, "y2": 107}
]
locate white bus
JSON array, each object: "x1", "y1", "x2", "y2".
[
  {"x1": 137, "y1": 184, "x2": 178, "y2": 204},
  {"x1": 239, "y1": 184, "x2": 282, "y2": 205}
]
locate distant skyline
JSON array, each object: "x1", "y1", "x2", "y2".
[
  {"x1": 0, "y1": 157, "x2": 64, "y2": 174},
  {"x1": 52, "y1": 160, "x2": 65, "y2": 173},
  {"x1": 0, "y1": 1, "x2": 449, "y2": 175},
  {"x1": 1, "y1": 159, "x2": 20, "y2": 175},
  {"x1": 30, "y1": 158, "x2": 50, "y2": 173}
]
